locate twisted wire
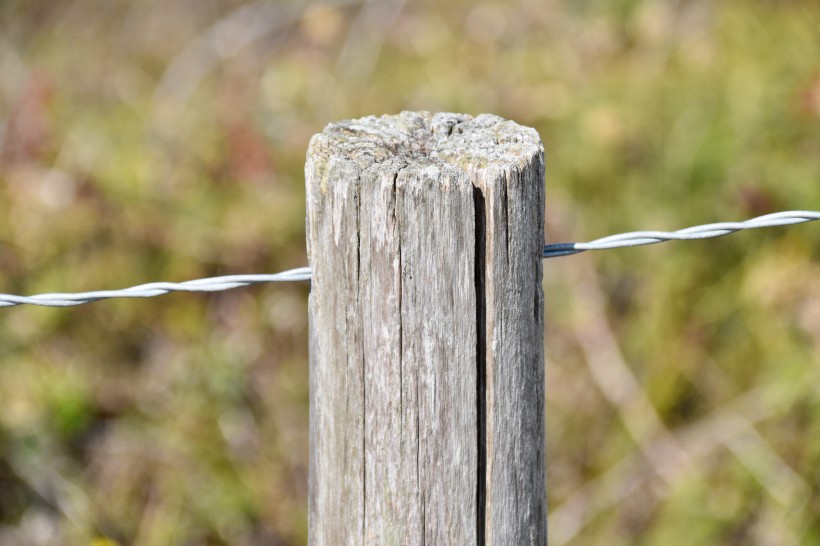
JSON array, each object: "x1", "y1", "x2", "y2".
[
  {"x1": 543, "y1": 210, "x2": 820, "y2": 258},
  {"x1": 0, "y1": 267, "x2": 311, "y2": 308},
  {"x1": 0, "y1": 210, "x2": 817, "y2": 308}
]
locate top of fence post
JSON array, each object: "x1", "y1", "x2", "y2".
[{"x1": 305, "y1": 111, "x2": 546, "y2": 545}]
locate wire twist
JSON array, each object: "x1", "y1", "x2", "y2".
[
  {"x1": 0, "y1": 267, "x2": 311, "y2": 308},
  {"x1": 0, "y1": 211, "x2": 817, "y2": 307},
  {"x1": 543, "y1": 210, "x2": 820, "y2": 258}
]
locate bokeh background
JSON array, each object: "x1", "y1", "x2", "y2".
[{"x1": 1, "y1": 0, "x2": 819, "y2": 544}]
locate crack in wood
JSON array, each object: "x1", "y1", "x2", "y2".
[{"x1": 473, "y1": 185, "x2": 487, "y2": 546}]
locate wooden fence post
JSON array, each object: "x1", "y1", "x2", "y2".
[{"x1": 305, "y1": 111, "x2": 546, "y2": 545}]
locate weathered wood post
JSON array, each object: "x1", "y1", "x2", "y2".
[{"x1": 306, "y1": 111, "x2": 546, "y2": 545}]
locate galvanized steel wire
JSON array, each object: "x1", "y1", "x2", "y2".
[
  {"x1": 0, "y1": 268, "x2": 311, "y2": 308},
  {"x1": 0, "y1": 211, "x2": 817, "y2": 308},
  {"x1": 542, "y1": 210, "x2": 820, "y2": 258}
]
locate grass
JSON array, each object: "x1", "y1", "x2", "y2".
[{"x1": 1, "y1": 0, "x2": 819, "y2": 544}]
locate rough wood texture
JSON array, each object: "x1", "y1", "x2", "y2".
[{"x1": 306, "y1": 111, "x2": 546, "y2": 545}]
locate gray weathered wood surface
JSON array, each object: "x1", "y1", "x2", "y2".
[{"x1": 306, "y1": 111, "x2": 546, "y2": 545}]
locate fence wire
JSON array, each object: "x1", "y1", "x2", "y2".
[
  {"x1": 542, "y1": 210, "x2": 820, "y2": 258},
  {"x1": 0, "y1": 268, "x2": 312, "y2": 308},
  {"x1": 0, "y1": 211, "x2": 817, "y2": 308}
]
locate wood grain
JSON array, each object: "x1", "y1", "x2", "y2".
[{"x1": 306, "y1": 111, "x2": 546, "y2": 545}]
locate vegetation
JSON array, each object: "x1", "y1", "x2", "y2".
[{"x1": 0, "y1": 0, "x2": 818, "y2": 544}]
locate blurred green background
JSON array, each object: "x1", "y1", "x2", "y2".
[{"x1": 1, "y1": 0, "x2": 819, "y2": 544}]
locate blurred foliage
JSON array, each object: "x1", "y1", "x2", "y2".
[{"x1": 0, "y1": 0, "x2": 819, "y2": 544}]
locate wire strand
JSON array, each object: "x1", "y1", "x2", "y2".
[
  {"x1": 0, "y1": 211, "x2": 817, "y2": 308},
  {"x1": 542, "y1": 210, "x2": 820, "y2": 258},
  {"x1": 0, "y1": 267, "x2": 311, "y2": 308}
]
